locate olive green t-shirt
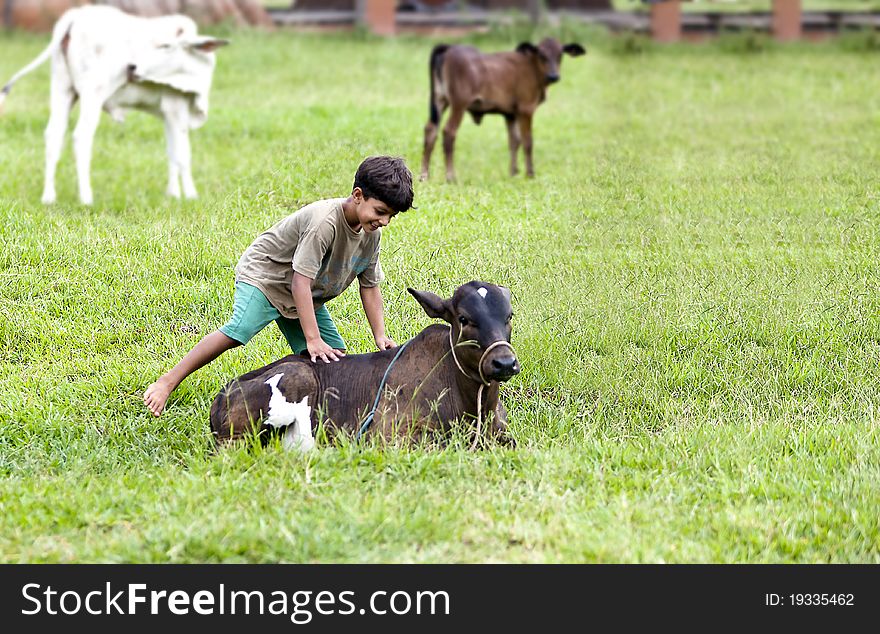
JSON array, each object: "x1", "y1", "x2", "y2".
[{"x1": 234, "y1": 198, "x2": 384, "y2": 319}]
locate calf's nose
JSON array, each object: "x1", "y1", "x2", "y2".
[
  {"x1": 490, "y1": 356, "x2": 520, "y2": 381},
  {"x1": 546, "y1": 74, "x2": 560, "y2": 84}
]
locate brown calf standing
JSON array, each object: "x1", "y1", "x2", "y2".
[
  {"x1": 420, "y1": 37, "x2": 585, "y2": 182},
  {"x1": 210, "y1": 282, "x2": 521, "y2": 449}
]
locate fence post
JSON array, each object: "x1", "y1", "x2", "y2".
[
  {"x1": 358, "y1": 0, "x2": 396, "y2": 36},
  {"x1": 650, "y1": 1, "x2": 681, "y2": 43},
  {"x1": 772, "y1": 0, "x2": 801, "y2": 41},
  {"x1": 528, "y1": 0, "x2": 541, "y2": 24}
]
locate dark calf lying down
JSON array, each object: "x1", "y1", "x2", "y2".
[
  {"x1": 210, "y1": 281, "x2": 521, "y2": 449},
  {"x1": 421, "y1": 37, "x2": 585, "y2": 182}
]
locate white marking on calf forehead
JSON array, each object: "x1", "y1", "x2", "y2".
[{"x1": 477, "y1": 287, "x2": 488, "y2": 298}]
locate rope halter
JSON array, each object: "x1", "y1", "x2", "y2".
[
  {"x1": 355, "y1": 327, "x2": 517, "y2": 449},
  {"x1": 447, "y1": 325, "x2": 517, "y2": 450}
]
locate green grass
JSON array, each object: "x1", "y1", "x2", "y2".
[{"x1": 1, "y1": 25, "x2": 879, "y2": 562}]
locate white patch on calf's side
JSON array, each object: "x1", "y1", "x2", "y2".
[
  {"x1": 282, "y1": 415, "x2": 314, "y2": 452},
  {"x1": 477, "y1": 287, "x2": 488, "y2": 298},
  {"x1": 264, "y1": 373, "x2": 314, "y2": 452}
]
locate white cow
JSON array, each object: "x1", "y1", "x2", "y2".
[{"x1": 0, "y1": 5, "x2": 228, "y2": 205}]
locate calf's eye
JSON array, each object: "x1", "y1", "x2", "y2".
[{"x1": 458, "y1": 316, "x2": 468, "y2": 326}]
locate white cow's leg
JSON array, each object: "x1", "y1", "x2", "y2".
[
  {"x1": 178, "y1": 129, "x2": 197, "y2": 200},
  {"x1": 72, "y1": 97, "x2": 102, "y2": 205},
  {"x1": 42, "y1": 68, "x2": 75, "y2": 205},
  {"x1": 163, "y1": 116, "x2": 181, "y2": 198},
  {"x1": 161, "y1": 95, "x2": 196, "y2": 199}
]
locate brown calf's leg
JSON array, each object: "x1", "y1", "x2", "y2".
[
  {"x1": 442, "y1": 106, "x2": 465, "y2": 182},
  {"x1": 421, "y1": 120, "x2": 439, "y2": 181},
  {"x1": 491, "y1": 401, "x2": 516, "y2": 448},
  {"x1": 422, "y1": 96, "x2": 448, "y2": 181},
  {"x1": 517, "y1": 113, "x2": 535, "y2": 178},
  {"x1": 505, "y1": 116, "x2": 520, "y2": 177}
]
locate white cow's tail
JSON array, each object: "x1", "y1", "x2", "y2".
[{"x1": 0, "y1": 9, "x2": 78, "y2": 114}]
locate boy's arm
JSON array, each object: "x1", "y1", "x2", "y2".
[
  {"x1": 292, "y1": 271, "x2": 343, "y2": 363},
  {"x1": 359, "y1": 284, "x2": 397, "y2": 350}
]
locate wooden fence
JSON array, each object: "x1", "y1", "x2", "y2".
[
  {"x1": 649, "y1": 0, "x2": 803, "y2": 42},
  {"x1": 282, "y1": 0, "x2": 863, "y2": 42},
  {"x1": 2, "y1": 0, "x2": 875, "y2": 41}
]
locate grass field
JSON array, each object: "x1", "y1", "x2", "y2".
[{"x1": 1, "y1": 23, "x2": 878, "y2": 563}]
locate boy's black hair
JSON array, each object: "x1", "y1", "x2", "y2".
[{"x1": 353, "y1": 156, "x2": 414, "y2": 213}]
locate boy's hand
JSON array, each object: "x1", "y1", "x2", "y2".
[
  {"x1": 375, "y1": 335, "x2": 397, "y2": 351},
  {"x1": 307, "y1": 337, "x2": 344, "y2": 363}
]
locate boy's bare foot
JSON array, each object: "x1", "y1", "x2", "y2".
[{"x1": 144, "y1": 378, "x2": 175, "y2": 416}]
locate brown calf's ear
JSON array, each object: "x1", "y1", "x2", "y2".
[
  {"x1": 408, "y1": 288, "x2": 452, "y2": 322},
  {"x1": 516, "y1": 42, "x2": 538, "y2": 56},
  {"x1": 563, "y1": 43, "x2": 586, "y2": 57}
]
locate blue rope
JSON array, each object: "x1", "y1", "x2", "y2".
[{"x1": 355, "y1": 339, "x2": 411, "y2": 441}]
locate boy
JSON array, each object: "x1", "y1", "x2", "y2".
[{"x1": 144, "y1": 155, "x2": 414, "y2": 416}]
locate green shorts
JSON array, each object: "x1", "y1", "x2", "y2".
[{"x1": 219, "y1": 282, "x2": 346, "y2": 354}]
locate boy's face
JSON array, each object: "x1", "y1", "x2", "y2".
[{"x1": 353, "y1": 188, "x2": 397, "y2": 233}]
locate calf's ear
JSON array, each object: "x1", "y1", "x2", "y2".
[
  {"x1": 408, "y1": 288, "x2": 452, "y2": 322},
  {"x1": 516, "y1": 42, "x2": 538, "y2": 56},
  {"x1": 563, "y1": 43, "x2": 586, "y2": 57},
  {"x1": 186, "y1": 37, "x2": 231, "y2": 53}
]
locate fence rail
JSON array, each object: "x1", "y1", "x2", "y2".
[{"x1": 268, "y1": 1, "x2": 880, "y2": 39}]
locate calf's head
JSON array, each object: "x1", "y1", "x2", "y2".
[
  {"x1": 128, "y1": 34, "x2": 229, "y2": 86},
  {"x1": 409, "y1": 281, "x2": 520, "y2": 383},
  {"x1": 516, "y1": 37, "x2": 586, "y2": 85}
]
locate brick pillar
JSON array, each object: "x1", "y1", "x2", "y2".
[
  {"x1": 772, "y1": 0, "x2": 801, "y2": 41},
  {"x1": 359, "y1": 0, "x2": 396, "y2": 36},
  {"x1": 650, "y1": 1, "x2": 680, "y2": 43}
]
